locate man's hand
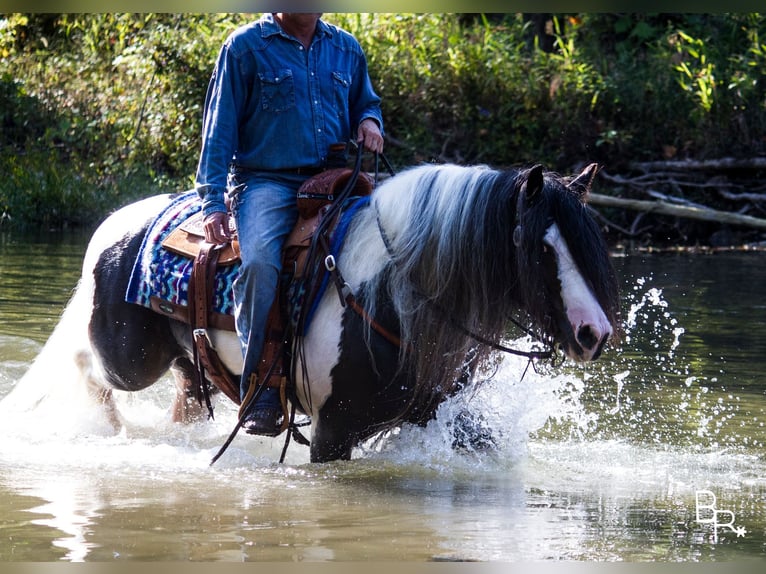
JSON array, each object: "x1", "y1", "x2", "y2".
[
  {"x1": 203, "y1": 211, "x2": 232, "y2": 245},
  {"x1": 357, "y1": 118, "x2": 384, "y2": 154}
]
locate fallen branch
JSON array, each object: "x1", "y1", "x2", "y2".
[
  {"x1": 588, "y1": 192, "x2": 766, "y2": 231},
  {"x1": 628, "y1": 157, "x2": 766, "y2": 172},
  {"x1": 718, "y1": 190, "x2": 766, "y2": 203},
  {"x1": 645, "y1": 189, "x2": 711, "y2": 210},
  {"x1": 601, "y1": 170, "x2": 741, "y2": 193}
]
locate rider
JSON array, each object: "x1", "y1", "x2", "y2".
[{"x1": 195, "y1": 13, "x2": 384, "y2": 435}]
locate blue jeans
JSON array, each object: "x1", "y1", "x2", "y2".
[{"x1": 228, "y1": 170, "x2": 305, "y2": 407}]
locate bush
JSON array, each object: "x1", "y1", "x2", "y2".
[{"x1": 1, "y1": 13, "x2": 764, "y2": 229}]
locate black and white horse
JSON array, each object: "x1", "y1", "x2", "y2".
[{"x1": 22, "y1": 163, "x2": 621, "y2": 462}]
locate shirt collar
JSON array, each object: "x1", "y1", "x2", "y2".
[{"x1": 261, "y1": 13, "x2": 332, "y2": 41}]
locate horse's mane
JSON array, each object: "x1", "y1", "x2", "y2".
[
  {"x1": 357, "y1": 163, "x2": 620, "y2": 424},
  {"x1": 362, "y1": 164, "x2": 525, "y2": 420}
]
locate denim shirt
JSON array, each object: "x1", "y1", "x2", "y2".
[{"x1": 195, "y1": 14, "x2": 384, "y2": 216}]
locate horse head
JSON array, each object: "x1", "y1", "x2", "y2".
[
  {"x1": 343, "y1": 161, "x2": 621, "y2": 445},
  {"x1": 512, "y1": 163, "x2": 620, "y2": 362}
]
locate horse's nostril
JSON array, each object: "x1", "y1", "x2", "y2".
[{"x1": 577, "y1": 324, "x2": 599, "y2": 350}]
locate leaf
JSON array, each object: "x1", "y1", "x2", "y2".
[{"x1": 630, "y1": 21, "x2": 656, "y2": 42}]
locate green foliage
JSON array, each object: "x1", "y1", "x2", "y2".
[
  {"x1": 0, "y1": 13, "x2": 237, "y2": 229},
  {"x1": 575, "y1": 13, "x2": 766, "y2": 161},
  {"x1": 1, "y1": 13, "x2": 765, "y2": 229},
  {"x1": 673, "y1": 29, "x2": 716, "y2": 114}
]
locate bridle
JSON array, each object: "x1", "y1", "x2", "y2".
[{"x1": 373, "y1": 199, "x2": 557, "y2": 363}]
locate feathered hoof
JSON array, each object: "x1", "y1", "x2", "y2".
[{"x1": 450, "y1": 410, "x2": 497, "y2": 452}]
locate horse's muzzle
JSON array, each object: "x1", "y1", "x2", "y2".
[{"x1": 570, "y1": 320, "x2": 612, "y2": 362}]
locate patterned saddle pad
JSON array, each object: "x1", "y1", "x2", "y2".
[{"x1": 125, "y1": 191, "x2": 238, "y2": 318}]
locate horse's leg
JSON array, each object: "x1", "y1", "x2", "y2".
[
  {"x1": 306, "y1": 299, "x2": 407, "y2": 463},
  {"x1": 169, "y1": 357, "x2": 207, "y2": 423},
  {"x1": 449, "y1": 410, "x2": 496, "y2": 451},
  {"x1": 74, "y1": 349, "x2": 122, "y2": 431},
  {"x1": 443, "y1": 351, "x2": 497, "y2": 452},
  {"x1": 310, "y1": 408, "x2": 355, "y2": 462},
  {"x1": 309, "y1": 312, "x2": 496, "y2": 460}
]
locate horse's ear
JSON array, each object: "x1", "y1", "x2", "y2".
[
  {"x1": 523, "y1": 164, "x2": 544, "y2": 201},
  {"x1": 569, "y1": 163, "x2": 600, "y2": 201}
]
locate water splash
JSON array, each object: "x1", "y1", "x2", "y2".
[
  {"x1": 357, "y1": 271, "x2": 765, "y2": 479},
  {"x1": 358, "y1": 344, "x2": 590, "y2": 472},
  {"x1": 548, "y1": 274, "x2": 764, "y2": 453}
]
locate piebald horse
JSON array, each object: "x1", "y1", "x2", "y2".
[{"x1": 57, "y1": 163, "x2": 620, "y2": 462}]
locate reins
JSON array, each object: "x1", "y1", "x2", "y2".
[
  {"x1": 278, "y1": 147, "x2": 398, "y2": 463},
  {"x1": 212, "y1": 150, "x2": 556, "y2": 466},
  {"x1": 213, "y1": 146, "x2": 396, "y2": 466}
]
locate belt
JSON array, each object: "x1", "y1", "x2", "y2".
[
  {"x1": 238, "y1": 166, "x2": 325, "y2": 176},
  {"x1": 284, "y1": 167, "x2": 325, "y2": 176},
  {"x1": 285, "y1": 167, "x2": 327, "y2": 175}
]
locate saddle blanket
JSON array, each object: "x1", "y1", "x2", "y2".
[
  {"x1": 125, "y1": 191, "x2": 238, "y2": 317},
  {"x1": 124, "y1": 190, "x2": 370, "y2": 332}
]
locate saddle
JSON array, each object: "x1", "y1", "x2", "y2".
[{"x1": 158, "y1": 168, "x2": 374, "y2": 426}]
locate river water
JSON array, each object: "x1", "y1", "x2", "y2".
[{"x1": 0, "y1": 231, "x2": 764, "y2": 562}]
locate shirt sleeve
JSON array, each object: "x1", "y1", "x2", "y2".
[
  {"x1": 194, "y1": 41, "x2": 247, "y2": 217},
  {"x1": 349, "y1": 48, "x2": 384, "y2": 138}
]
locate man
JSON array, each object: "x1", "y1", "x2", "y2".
[{"x1": 195, "y1": 13, "x2": 384, "y2": 435}]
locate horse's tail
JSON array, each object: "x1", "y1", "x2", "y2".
[{"x1": 0, "y1": 275, "x2": 110, "y2": 422}]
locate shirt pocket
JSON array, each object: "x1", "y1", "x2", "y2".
[
  {"x1": 258, "y1": 69, "x2": 295, "y2": 113},
  {"x1": 331, "y1": 71, "x2": 351, "y2": 119}
]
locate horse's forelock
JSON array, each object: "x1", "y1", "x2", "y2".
[
  {"x1": 512, "y1": 177, "x2": 554, "y2": 325},
  {"x1": 526, "y1": 176, "x2": 621, "y2": 333},
  {"x1": 551, "y1": 188, "x2": 621, "y2": 332}
]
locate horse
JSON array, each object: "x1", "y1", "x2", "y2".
[{"x1": 56, "y1": 162, "x2": 621, "y2": 462}]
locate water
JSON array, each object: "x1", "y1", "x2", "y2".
[{"x1": 0, "y1": 231, "x2": 764, "y2": 562}]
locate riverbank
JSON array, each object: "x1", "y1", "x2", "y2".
[{"x1": 2, "y1": 14, "x2": 765, "y2": 239}]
